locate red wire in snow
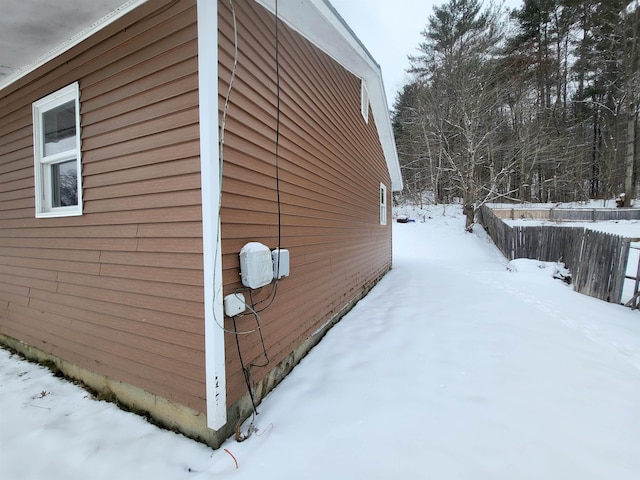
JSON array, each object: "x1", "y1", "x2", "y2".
[{"x1": 224, "y1": 448, "x2": 239, "y2": 469}]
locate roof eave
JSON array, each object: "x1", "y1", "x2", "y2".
[{"x1": 0, "y1": 0, "x2": 149, "y2": 94}]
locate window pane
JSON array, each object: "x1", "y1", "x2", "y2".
[
  {"x1": 43, "y1": 100, "x2": 76, "y2": 156},
  {"x1": 51, "y1": 160, "x2": 78, "y2": 207},
  {"x1": 380, "y1": 184, "x2": 387, "y2": 225}
]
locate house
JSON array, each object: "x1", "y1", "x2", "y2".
[{"x1": 0, "y1": 0, "x2": 403, "y2": 447}]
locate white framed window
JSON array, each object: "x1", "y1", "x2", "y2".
[
  {"x1": 32, "y1": 82, "x2": 82, "y2": 218},
  {"x1": 360, "y1": 79, "x2": 369, "y2": 123},
  {"x1": 380, "y1": 183, "x2": 387, "y2": 225}
]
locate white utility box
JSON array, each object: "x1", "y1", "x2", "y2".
[
  {"x1": 272, "y1": 248, "x2": 290, "y2": 280},
  {"x1": 224, "y1": 293, "x2": 246, "y2": 317},
  {"x1": 239, "y1": 242, "x2": 274, "y2": 289}
]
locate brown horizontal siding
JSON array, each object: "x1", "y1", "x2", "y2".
[
  {"x1": 1, "y1": 311, "x2": 203, "y2": 411},
  {"x1": 7, "y1": 302, "x2": 203, "y2": 374},
  {"x1": 0, "y1": 128, "x2": 32, "y2": 159},
  {"x1": 0, "y1": 255, "x2": 101, "y2": 275},
  {"x1": 84, "y1": 92, "x2": 200, "y2": 142},
  {"x1": 0, "y1": 197, "x2": 33, "y2": 211},
  {"x1": 83, "y1": 157, "x2": 200, "y2": 189},
  {"x1": 0, "y1": 103, "x2": 30, "y2": 134},
  {"x1": 99, "y1": 251, "x2": 204, "y2": 270},
  {"x1": 0, "y1": 1, "x2": 207, "y2": 412},
  {"x1": 81, "y1": 125, "x2": 200, "y2": 165},
  {"x1": 99, "y1": 263, "x2": 203, "y2": 286},
  {"x1": 219, "y1": 0, "x2": 392, "y2": 406},
  {"x1": 0, "y1": 206, "x2": 203, "y2": 229},
  {"x1": 0, "y1": 180, "x2": 33, "y2": 197},
  {"x1": 82, "y1": 71, "x2": 199, "y2": 133},
  {"x1": 0, "y1": 225, "x2": 138, "y2": 238},
  {"x1": 83, "y1": 109, "x2": 199, "y2": 152},
  {"x1": 84, "y1": 173, "x2": 202, "y2": 201},
  {"x1": 56, "y1": 272, "x2": 202, "y2": 302},
  {"x1": 0, "y1": 237, "x2": 139, "y2": 251},
  {"x1": 26, "y1": 297, "x2": 202, "y2": 348},
  {"x1": 0, "y1": 189, "x2": 32, "y2": 204},
  {"x1": 83, "y1": 141, "x2": 201, "y2": 176},
  {"x1": 0, "y1": 272, "x2": 58, "y2": 293},
  {"x1": 28, "y1": 288, "x2": 203, "y2": 335}
]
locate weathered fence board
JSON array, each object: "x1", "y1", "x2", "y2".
[
  {"x1": 478, "y1": 205, "x2": 629, "y2": 304},
  {"x1": 477, "y1": 206, "x2": 513, "y2": 258},
  {"x1": 491, "y1": 208, "x2": 640, "y2": 222}
]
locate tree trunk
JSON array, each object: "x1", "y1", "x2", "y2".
[
  {"x1": 463, "y1": 203, "x2": 475, "y2": 232},
  {"x1": 624, "y1": 5, "x2": 638, "y2": 208},
  {"x1": 625, "y1": 99, "x2": 635, "y2": 207}
]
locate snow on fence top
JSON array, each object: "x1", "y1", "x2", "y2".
[{"x1": 491, "y1": 208, "x2": 640, "y2": 222}]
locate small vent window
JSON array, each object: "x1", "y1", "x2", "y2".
[
  {"x1": 380, "y1": 183, "x2": 387, "y2": 225},
  {"x1": 360, "y1": 79, "x2": 369, "y2": 123}
]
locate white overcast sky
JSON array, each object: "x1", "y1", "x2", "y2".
[{"x1": 329, "y1": 0, "x2": 523, "y2": 108}]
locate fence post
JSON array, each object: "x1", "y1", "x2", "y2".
[{"x1": 616, "y1": 239, "x2": 631, "y2": 305}]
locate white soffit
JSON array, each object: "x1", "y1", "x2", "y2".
[
  {"x1": 0, "y1": 0, "x2": 147, "y2": 93},
  {"x1": 254, "y1": 0, "x2": 403, "y2": 191}
]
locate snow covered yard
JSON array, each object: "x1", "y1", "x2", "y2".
[{"x1": 2, "y1": 204, "x2": 640, "y2": 479}]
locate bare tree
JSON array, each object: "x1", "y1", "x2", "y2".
[
  {"x1": 407, "y1": 0, "x2": 520, "y2": 230},
  {"x1": 392, "y1": 0, "x2": 640, "y2": 221}
]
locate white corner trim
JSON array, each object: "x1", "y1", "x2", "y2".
[
  {"x1": 0, "y1": 0, "x2": 148, "y2": 93},
  {"x1": 197, "y1": 0, "x2": 226, "y2": 430}
]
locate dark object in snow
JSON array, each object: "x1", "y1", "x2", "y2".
[
  {"x1": 396, "y1": 215, "x2": 409, "y2": 223},
  {"x1": 553, "y1": 263, "x2": 572, "y2": 284},
  {"x1": 616, "y1": 193, "x2": 625, "y2": 208}
]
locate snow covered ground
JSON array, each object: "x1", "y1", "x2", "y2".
[{"x1": 2, "y1": 204, "x2": 640, "y2": 479}]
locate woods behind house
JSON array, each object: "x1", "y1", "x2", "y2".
[{"x1": 393, "y1": 0, "x2": 640, "y2": 230}]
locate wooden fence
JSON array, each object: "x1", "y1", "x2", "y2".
[
  {"x1": 478, "y1": 205, "x2": 629, "y2": 303},
  {"x1": 491, "y1": 207, "x2": 640, "y2": 222}
]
